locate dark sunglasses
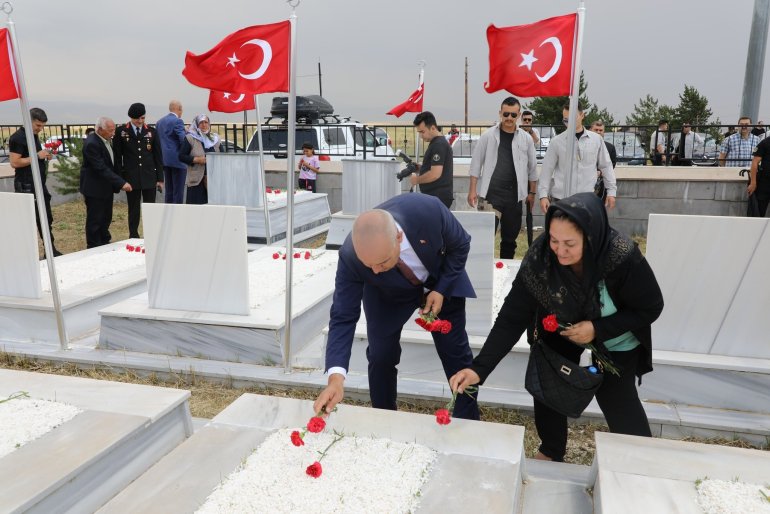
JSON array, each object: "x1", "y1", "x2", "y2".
[
  {"x1": 522, "y1": 118, "x2": 532, "y2": 122},
  {"x1": 501, "y1": 112, "x2": 518, "y2": 118}
]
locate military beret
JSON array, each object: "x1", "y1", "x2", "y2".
[{"x1": 128, "y1": 103, "x2": 146, "y2": 119}]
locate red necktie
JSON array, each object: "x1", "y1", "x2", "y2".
[{"x1": 396, "y1": 258, "x2": 422, "y2": 286}]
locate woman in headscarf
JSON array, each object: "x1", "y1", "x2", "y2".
[
  {"x1": 179, "y1": 114, "x2": 220, "y2": 204},
  {"x1": 450, "y1": 192, "x2": 664, "y2": 462}
]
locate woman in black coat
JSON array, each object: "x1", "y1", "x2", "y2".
[{"x1": 450, "y1": 192, "x2": 664, "y2": 462}]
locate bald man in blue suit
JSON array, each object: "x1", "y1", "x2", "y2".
[{"x1": 314, "y1": 193, "x2": 480, "y2": 420}]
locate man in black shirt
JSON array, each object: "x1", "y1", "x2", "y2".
[
  {"x1": 468, "y1": 97, "x2": 538, "y2": 258},
  {"x1": 8, "y1": 107, "x2": 61, "y2": 256},
  {"x1": 410, "y1": 111, "x2": 453, "y2": 208},
  {"x1": 748, "y1": 137, "x2": 770, "y2": 217}
]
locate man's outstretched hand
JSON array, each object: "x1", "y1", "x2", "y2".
[{"x1": 313, "y1": 373, "x2": 345, "y2": 416}]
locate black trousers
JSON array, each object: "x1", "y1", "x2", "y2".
[
  {"x1": 84, "y1": 195, "x2": 114, "y2": 249},
  {"x1": 298, "y1": 178, "x2": 316, "y2": 192},
  {"x1": 534, "y1": 345, "x2": 651, "y2": 461},
  {"x1": 362, "y1": 287, "x2": 479, "y2": 420},
  {"x1": 126, "y1": 187, "x2": 156, "y2": 238},
  {"x1": 14, "y1": 180, "x2": 55, "y2": 247},
  {"x1": 486, "y1": 184, "x2": 522, "y2": 259},
  {"x1": 756, "y1": 177, "x2": 770, "y2": 217}
]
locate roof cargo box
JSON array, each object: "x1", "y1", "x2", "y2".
[{"x1": 270, "y1": 95, "x2": 334, "y2": 120}]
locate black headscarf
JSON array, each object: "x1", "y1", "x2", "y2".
[{"x1": 519, "y1": 192, "x2": 637, "y2": 325}]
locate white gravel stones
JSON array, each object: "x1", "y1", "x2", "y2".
[
  {"x1": 40, "y1": 239, "x2": 145, "y2": 292},
  {"x1": 696, "y1": 479, "x2": 770, "y2": 514},
  {"x1": 248, "y1": 249, "x2": 337, "y2": 309},
  {"x1": 493, "y1": 261, "x2": 514, "y2": 319},
  {"x1": 0, "y1": 394, "x2": 82, "y2": 458},
  {"x1": 196, "y1": 428, "x2": 437, "y2": 514}
]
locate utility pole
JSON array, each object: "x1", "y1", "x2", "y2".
[
  {"x1": 318, "y1": 60, "x2": 323, "y2": 97},
  {"x1": 741, "y1": 0, "x2": 770, "y2": 122},
  {"x1": 464, "y1": 57, "x2": 469, "y2": 132}
]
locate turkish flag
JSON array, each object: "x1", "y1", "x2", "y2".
[
  {"x1": 387, "y1": 83, "x2": 424, "y2": 117},
  {"x1": 484, "y1": 13, "x2": 577, "y2": 97},
  {"x1": 183, "y1": 21, "x2": 290, "y2": 95},
  {"x1": 0, "y1": 29, "x2": 19, "y2": 102},
  {"x1": 208, "y1": 90, "x2": 256, "y2": 113}
]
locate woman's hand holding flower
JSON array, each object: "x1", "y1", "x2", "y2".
[{"x1": 559, "y1": 321, "x2": 595, "y2": 345}]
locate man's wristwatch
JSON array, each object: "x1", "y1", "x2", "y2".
[{"x1": 528, "y1": 191, "x2": 536, "y2": 195}]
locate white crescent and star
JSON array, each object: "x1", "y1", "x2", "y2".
[
  {"x1": 222, "y1": 92, "x2": 246, "y2": 103},
  {"x1": 518, "y1": 37, "x2": 563, "y2": 83},
  {"x1": 225, "y1": 39, "x2": 273, "y2": 80}
]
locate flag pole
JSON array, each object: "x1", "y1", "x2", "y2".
[
  {"x1": 4, "y1": 4, "x2": 68, "y2": 349},
  {"x1": 564, "y1": 1, "x2": 586, "y2": 198},
  {"x1": 413, "y1": 61, "x2": 425, "y2": 163},
  {"x1": 283, "y1": 0, "x2": 299, "y2": 373},
  {"x1": 254, "y1": 94, "x2": 271, "y2": 243}
]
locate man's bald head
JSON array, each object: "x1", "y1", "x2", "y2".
[
  {"x1": 351, "y1": 209, "x2": 402, "y2": 273},
  {"x1": 169, "y1": 100, "x2": 183, "y2": 116}
]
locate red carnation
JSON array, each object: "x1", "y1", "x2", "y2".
[
  {"x1": 495, "y1": 261, "x2": 504, "y2": 269},
  {"x1": 126, "y1": 244, "x2": 134, "y2": 252},
  {"x1": 282, "y1": 255, "x2": 286, "y2": 260},
  {"x1": 290, "y1": 430, "x2": 304, "y2": 447},
  {"x1": 415, "y1": 318, "x2": 429, "y2": 329},
  {"x1": 141, "y1": 248, "x2": 146, "y2": 254},
  {"x1": 437, "y1": 320, "x2": 452, "y2": 334},
  {"x1": 134, "y1": 246, "x2": 142, "y2": 252},
  {"x1": 275, "y1": 189, "x2": 282, "y2": 194},
  {"x1": 272, "y1": 252, "x2": 280, "y2": 259},
  {"x1": 435, "y1": 408, "x2": 451, "y2": 425},
  {"x1": 266, "y1": 187, "x2": 273, "y2": 193},
  {"x1": 306, "y1": 416, "x2": 326, "y2": 433},
  {"x1": 306, "y1": 461, "x2": 322, "y2": 478},
  {"x1": 542, "y1": 314, "x2": 560, "y2": 332},
  {"x1": 304, "y1": 251, "x2": 311, "y2": 260},
  {"x1": 293, "y1": 252, "x2": 301, "y2": 259}
]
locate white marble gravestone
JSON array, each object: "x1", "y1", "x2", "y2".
[
  {"x1": 341, "y1": 159, "x2": 401, "y2": 215},
  {"x1": 326, "y1": 159, "x2": 401, "y2": 248},
  {"x1": 142, "y1": 203, "x2": 249, "y2": 315},
  {"x1": 206, "y1": 153, "x2": 264, "y2": 208},
  {"x1": 0, "y1": 192, "x2": 42, "y2": 299},
  {"x1": 646, "y1": 214, "x2": 770, "y2": 358},
  {"x1": 453, "y1": 211, "x2": 496, "y2": 335}
]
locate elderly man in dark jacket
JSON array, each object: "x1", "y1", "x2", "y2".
[{"x1": 80, "y1": 117, "x2": 132, "y2": 248}]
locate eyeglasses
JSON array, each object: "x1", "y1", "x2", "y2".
[
  {"x1": 522, "y1": 118, "x2": 532, "y2": 122},
  {"x1": 501, "y1": 112, "x2": 518, "y2": 118}
]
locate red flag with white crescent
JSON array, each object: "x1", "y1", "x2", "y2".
[
  {"x1": 208, "y1": 90, "x2": 256, "y2": 113},
  {"x1": 386, "y1": 82, "x2": 424, "y2": 118},
  {"x1": 0, "y1": 28, "x2": 19, "y2": 102},
  {"x1": 183, "y1": 21, "x2": 290, "y2": 95},
  {"x1": 484, "y1": 13, "x2": 577, "y2": 97}
]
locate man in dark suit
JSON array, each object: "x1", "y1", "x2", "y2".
[
  {"x1": 155, "y1": 100, "x2": 187, "y2": 204},
  {"x1": 314, "y1": 193, "x2": 480, "y2": 420},
  {"x1": 113, "y1": 103, "x2": 164, "y2": 238},
  {"x1": 80, "y1": 117, "x2": 132, "y2": 248}
]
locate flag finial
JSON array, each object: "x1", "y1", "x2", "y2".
[{"x1": 0, "y1": 2, "x2": 13, "y2": 16}]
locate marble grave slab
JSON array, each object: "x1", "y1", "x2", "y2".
[
  {"x1": 590, "y1": 432, "x2": 770, "y2": 514},
  {"x1": 0, "y1": 369, "x2": 191, "y2": 513},
  {"x1": 0, "y1": 240, "x2": 147, "y2": 343},
  {"x1": 100, "y1": 394, "x2": 525, "y2": 514},
  {"x1": 99, "y1": 247, "x2": 339, "y2": 365}
]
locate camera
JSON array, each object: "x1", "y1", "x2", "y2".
[{"x1": 395, "y1": 149, "x2": 418, "y2": 181}]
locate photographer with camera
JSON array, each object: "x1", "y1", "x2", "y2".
[{"x1": 408, "y1": 111, "x2": 454, "y2": 208}]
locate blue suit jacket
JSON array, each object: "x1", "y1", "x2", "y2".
[
  {"x1": 325, "y1": 193, "x2": 476, "y2": 371},
  {"x1": 155, "y1": 112, "x2": 186, "y2": 169}
]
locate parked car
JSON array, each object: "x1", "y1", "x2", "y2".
[
  {"x1": 533, "y1": 125, "x2": 556, "y2": 161},
  {"x1": 246, "y1": 122, "x2": 396, "y2": 160},
  {"x1": 604, "y1": 131, "x2": 646, "y2": 165},
  {"x1": 218, "y1": 140, "x2": 245, "y2": 153}
]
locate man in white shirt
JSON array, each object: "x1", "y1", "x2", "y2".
[
  {"x1": 674, "y1": 122, "x2": 704, "y2": 166},
  {"x1": 538, "y1": 102, "x2": 616, "y2": 213}
]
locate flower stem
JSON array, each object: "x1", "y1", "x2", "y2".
[
  {"x1": 316, "y1": 431, "x2": 345, "y2": 462},
  {"x1": 0, "y1": 391, "x2": 29, "y2": 404}
]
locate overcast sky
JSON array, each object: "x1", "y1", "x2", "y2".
[{"x1": 0, "y1": 0, "x2": 765, "y2": 126}]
